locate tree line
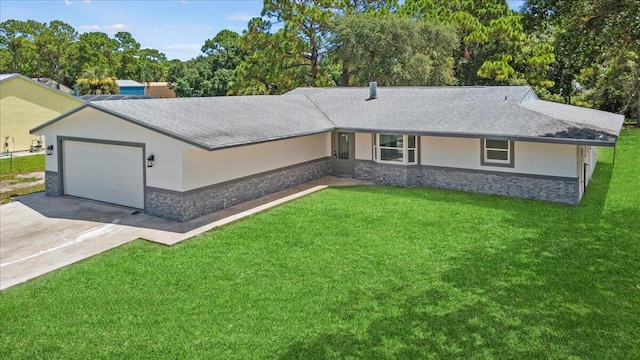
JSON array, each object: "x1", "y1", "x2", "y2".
[
  {"x1": 1, "y1": 0, "x2": 637, "y2": 122},
  {"x1": 0, "y1": 20, "x2": 166, "y2": 89}
]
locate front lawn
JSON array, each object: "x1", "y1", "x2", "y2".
[
  {"x1": 1, "y1": 129, "x2": 638, "y2": 359},
  {"x1": 0, "y1": 153, "x2": 45, "y2": 174},
  {"x1": 0, "y1": 154, "x2": 45, "y2": 203}
]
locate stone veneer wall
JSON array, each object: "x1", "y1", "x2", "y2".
[
  {"x1": 146, "y1": 158, "x2": 332, "y2": 222},
  {"x1": 44, "y1": 171, "x2": 60, "y2": 196},
  {"x1": 354, "y1": 160, "x2": 579, "y2": 205}
]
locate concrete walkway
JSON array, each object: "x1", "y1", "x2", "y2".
[
  {"x1": 0, "y1": 176, "x2": 372, "y2": 290},
  {"x1": 0, "y1": 150, "x2": 45, "y2": 158}
]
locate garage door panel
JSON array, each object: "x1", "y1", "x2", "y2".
[{"x1": 64, "y1": 141, "x2": 144, "y2": 209}]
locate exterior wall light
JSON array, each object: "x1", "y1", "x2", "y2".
[
  {"x1": 147, "y1": 155, "x2": 155, "y2": 167},
  {"x1": 46, "y1": 145, "x2": 54, "y2": 156}
]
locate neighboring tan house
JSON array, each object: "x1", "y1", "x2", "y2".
[
  {"x1": 32, "y1": 78, "x2": 74, "y2": 95},
  {"x1": 144, "y1": 82, "x2": 177, "y2": 98},
  {"x1": 31, "y1": 85, "x2": 623, "y2": 222},
  {"x1": 116, "y1": 80, "x2": 145, "y2": 95},
  {"x1": 1, "y1": 73, "x2": 84, "y2": 153}
]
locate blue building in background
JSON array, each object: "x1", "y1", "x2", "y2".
[{"x1": 116, "y1": 80, "x2": 145, "y2": 95}]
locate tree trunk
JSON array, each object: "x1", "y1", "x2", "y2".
[
  {"x1": 310, "y1": 44, "x2": 318, "y2": 81},
  {"x1": 342, "y1": 58, "x2": 350, "y2": 87},
  {"x1": 37, "y1": 54, "x2": 41, "y2": 80},
  {"x1": 12, "y1": 50, "x2": 19, "y2": 73},
  {"x1": 55, "y1": 61, "x2": 61, "y2": 90}
]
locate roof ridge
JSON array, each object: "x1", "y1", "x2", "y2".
[
  {"x1": 31, "y1": 86, "x2": 622, "y2": 149},
  {"x1": 299, "y1": 93, "x2": 338, "y2": 127},
  {"x1": 516, "y1": 86, "x2": 538, "y2": 103}
]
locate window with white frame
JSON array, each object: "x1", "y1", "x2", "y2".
[
  {"x1": 481, "y1": 139, "x2": 514, "y2": 167},
  {"x1": 373, "y1": 134, "x2": 417, "y2": 164}
]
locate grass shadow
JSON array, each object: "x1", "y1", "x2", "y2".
[
  {"x1": 279, "y1": 200, "x2": 639, "y2": 359},
  {"x1": 280, "y1": 142, "x2": 638, "y2": 359}
]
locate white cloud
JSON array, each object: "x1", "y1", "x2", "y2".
[
  {"x1": 163, "y1": 43, "x2": 200, "y2": 51},
  {"x1": 109, "y1": 24, "x2": 127, "y2": 31},
  {"x1": 194, "y1": 26, "x2": 214, "y2": 33},
  {"x1": 162, "y1": 43, "x2": 202, "y2": 61},
  {"x1": 64, "y1": 0, "x2": 71, "y2": 5},
  {"x1": 78, "y1": 25, "x2": 100, "y2": 31},
  {"x1": 226, "y1": 13, "x2": 254, "y2": 22},
  {"x1": 78, "y1": 24, "x2": 129, "y2": 33}
]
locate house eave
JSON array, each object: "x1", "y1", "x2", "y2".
[
  {"x1": 30, "y1": 104, "x2": 90, "y2": 134},
  {"x1": 30, "y1": 102, "x2": 336, "y2": 151},
  {"x1": 335, "y1": 127, "x2": 618, "y2": 147},
  {"x1": 203, "y1": 128, "x2": 336, "y2": 152}
]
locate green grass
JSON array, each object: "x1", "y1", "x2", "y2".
[
  {"x1": 0, "y1": 154, "x2": 45, "y2": 203},
  {"x1": 0, "y1": 184, "x2": 45, "y2": 204},
  {"x1": 1, "y1": 129, "x2": 639, "y2": 359},
  {"x1": 0, "y1": 154, "x2": 45, "y2": 174}
]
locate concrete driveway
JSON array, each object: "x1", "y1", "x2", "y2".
[
  {"x1": 0, "y1": 177, "x2": 372, "y2": 290},
  {"x1": 1, "y1": 194, "x2": 183, "y2": 290}
]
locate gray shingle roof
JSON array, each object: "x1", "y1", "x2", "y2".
[
  {"x1": 86, "y1": 95, "x2": 336, "y2": 150},
  {"x1": 32, "y1": 86, "x2": 625, "y2": 150},
  {"x1": 519, "y1": 99, "x2": 623, "y2": 136},
  {"x1": 288, "y1": 86, "x2": 623, "y2": 144}
]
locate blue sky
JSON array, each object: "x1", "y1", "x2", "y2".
[{"x1": 0, "y1": 0, "x2": 525, "y2": 61}]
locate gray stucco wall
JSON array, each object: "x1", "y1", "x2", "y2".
[
  {"x1": 146, "y1": 157, "x2": 332, "y2": 222},
  {"x1": 355, "y1": 160, "x2": 579, "y2": 205}
]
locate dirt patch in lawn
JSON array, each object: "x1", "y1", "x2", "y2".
[{"x1": 0, "y1": 171, "x2": 45, "y2": 192}]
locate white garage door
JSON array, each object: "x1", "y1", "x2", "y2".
[{"x1": 64, "y1": 141, "x2": 144, "y2": 209}]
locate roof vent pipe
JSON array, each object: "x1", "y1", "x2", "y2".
[{"x1": 369, "y1": 82, "x2": 377, "y2": 100}]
